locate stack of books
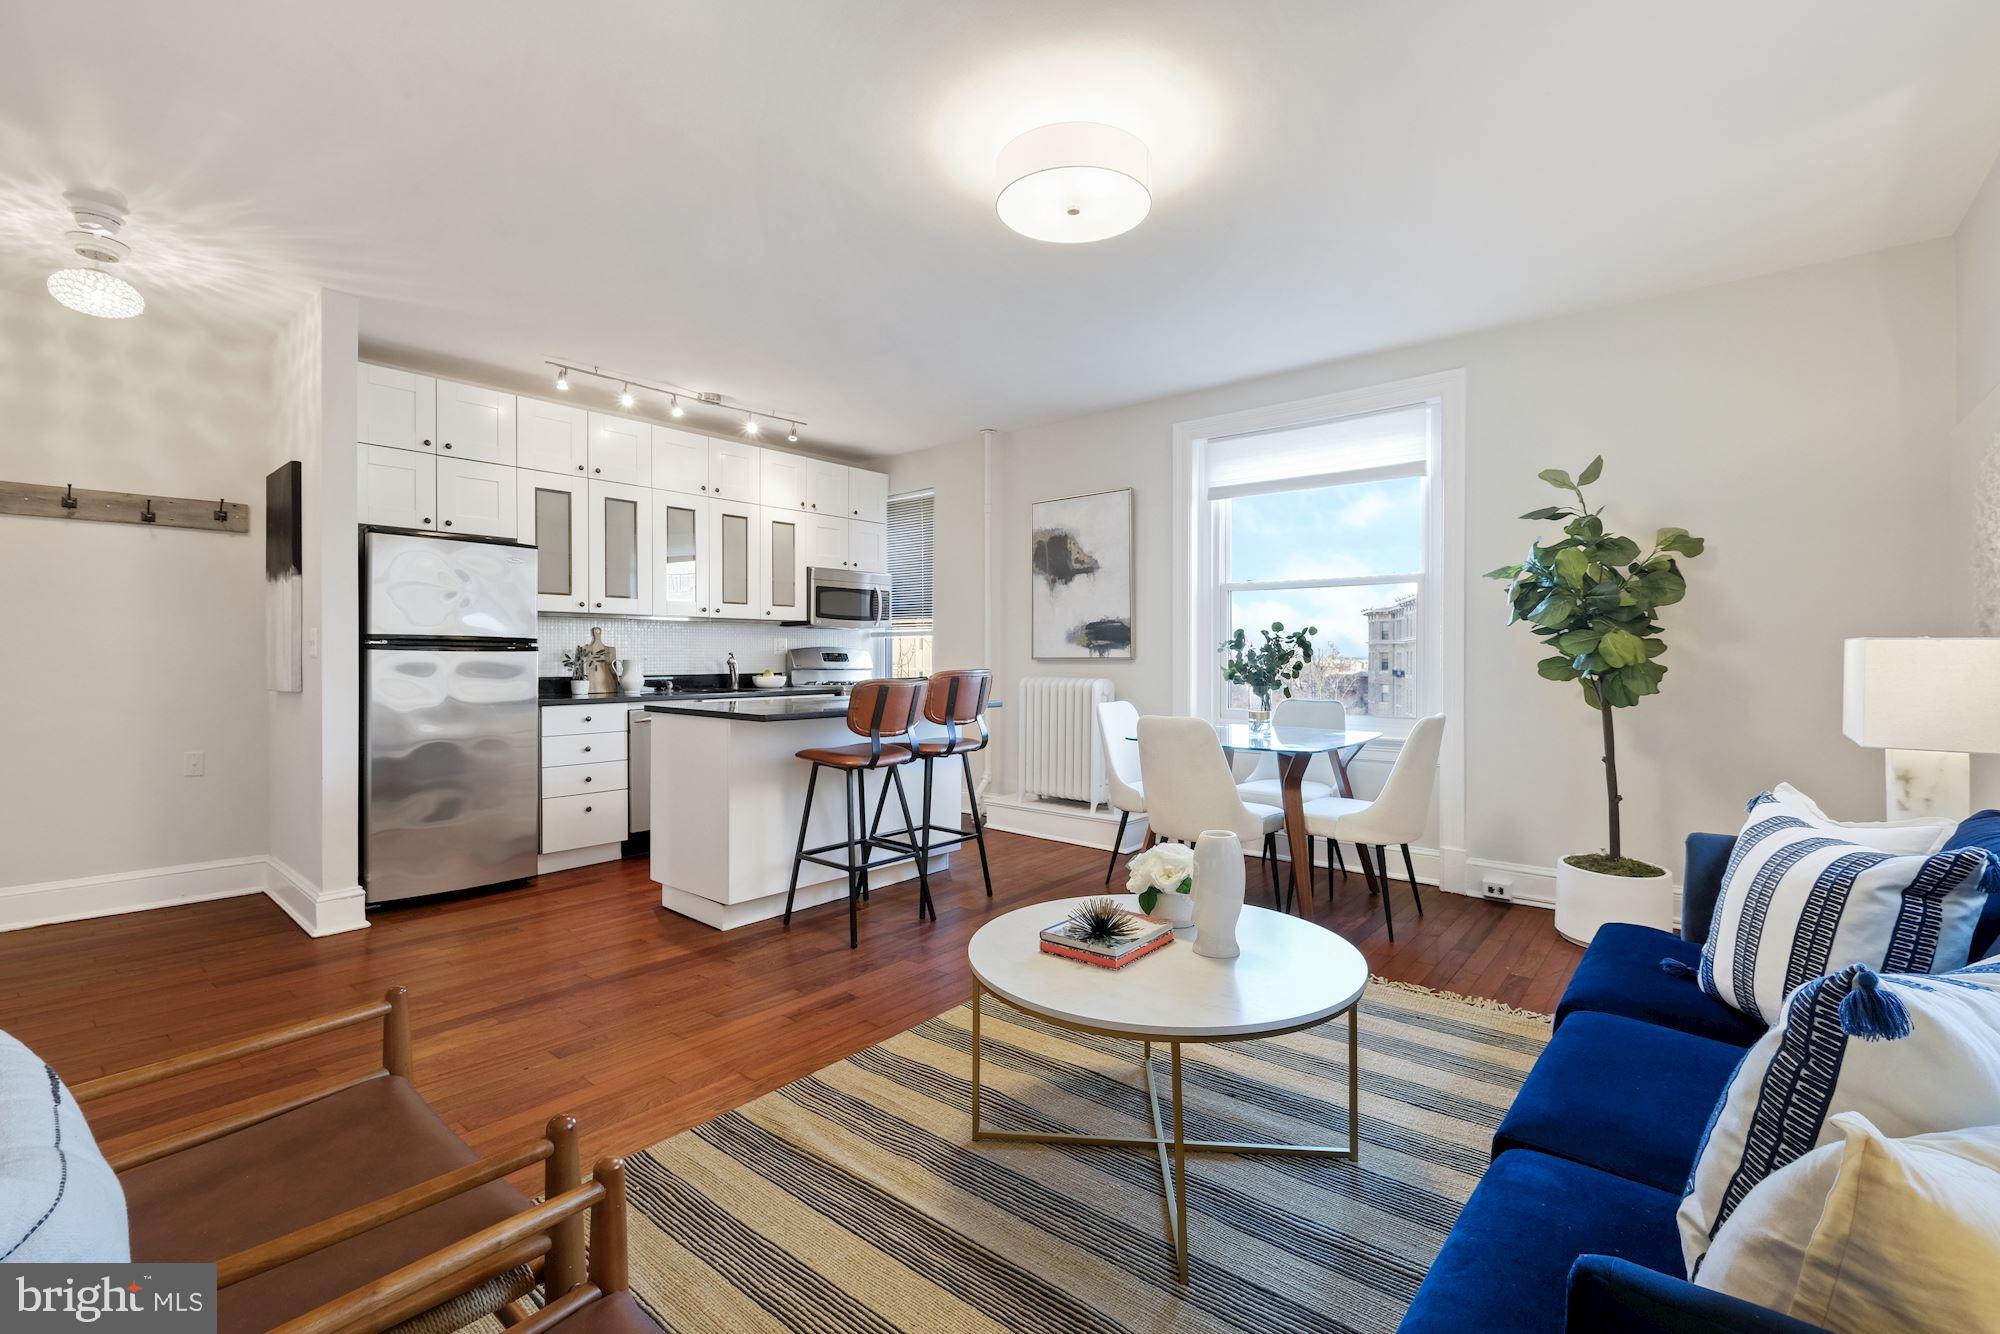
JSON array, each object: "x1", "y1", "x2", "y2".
[{"x1": 1038, "y1": 915, "x2": 1174, "y2": 970}]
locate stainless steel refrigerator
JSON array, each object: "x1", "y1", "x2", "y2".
[{"x1": 362, "y1": 529, "x2": 539, "y2": 904}]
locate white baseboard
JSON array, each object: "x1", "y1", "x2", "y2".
[
  {"x1": 264, "y1": 858, "x2": 369, "y2": 937},
  {"x1": 0, "y1": 856, "x2": 269, "y2": 933},
  {"x1": 538, "y1": 844, "x2": 624, "y2": 875},
  {"x1": 983, "y1": 791, "x2": 1146, "y2": 851}
]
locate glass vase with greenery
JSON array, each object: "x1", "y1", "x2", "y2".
[
  {"x1": 1485, "y1": 456, "x2": 1705, "y2": 878},
  {"x1": 1219, "y1": 622, "x2": 1318, "y2": 722}
]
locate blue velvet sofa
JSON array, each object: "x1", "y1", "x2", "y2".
[{"x1": 1399, "y1": 812, "x2": 2000, "y2": 1333}]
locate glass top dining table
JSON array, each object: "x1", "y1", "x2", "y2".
[{"x1": 1125, "y1": 720, "x2": 1383, "y2": 918}]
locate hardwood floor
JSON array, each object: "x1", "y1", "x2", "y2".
[{"x1": 0, "y1": 832, "x2": 1580, "y2": 1177}]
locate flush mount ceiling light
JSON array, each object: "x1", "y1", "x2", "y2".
[
  {"x1": 47, "y1": 189, "x2": 144, "y2": 318},
  {"x1": 995, "y1": 122, "x2": 1151, "y2": 244}
]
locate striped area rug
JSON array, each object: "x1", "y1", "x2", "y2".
[{"x1": 621, "y1": 981, "x2": 1548, "y2": 1333}]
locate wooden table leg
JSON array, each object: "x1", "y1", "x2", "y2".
[{"x1": 1279, "y1": 751, "x2": 1316, "y2": 917}]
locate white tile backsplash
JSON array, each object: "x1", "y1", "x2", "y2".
[{"x1": 537, "y1": 614, "x2": 872, "y2": 678}]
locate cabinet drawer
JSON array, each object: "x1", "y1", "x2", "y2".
[
  {"x1": 541, "y1": 731, "x2": 627, "y2": 766},
  {"x1": 541, "y1": 703, "x2": 639, "y2": 737},
  {"x1": 541, "y1": 792, "x2": 627, "y2": 853},
  {"x1": 541, "y1": 761, "x2": 626, "y2": 799}
]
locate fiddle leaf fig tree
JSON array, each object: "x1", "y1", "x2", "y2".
[{"x1": 1484, "y1": 457, "x2": 1705, "y2": 874}]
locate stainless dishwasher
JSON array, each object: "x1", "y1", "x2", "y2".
[{"x1": 628, "y1": 711, "x2": 651, "y2": 834}]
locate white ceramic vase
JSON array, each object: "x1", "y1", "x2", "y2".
[
  {"x1": 1192, "y1": 829, "x2": 1245, "y2": 959},
  {"x1": 1152, "y1": 887, "x2": 1195, "y2": 938}
]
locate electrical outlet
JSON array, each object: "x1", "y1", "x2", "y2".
[
  {"x1": 183, "y1": 750, "x2": 206, "y2": 777},
  {"x1": 771, "y1": 637, "x2": 786, "y2": 654},
  {"x1": 1481, "y1": 874, "x2": 1513, "y2": 900}
]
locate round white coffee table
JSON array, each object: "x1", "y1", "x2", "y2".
[{"x1": 966, "y1": 895, "x2": 1369, "y2": 1282}]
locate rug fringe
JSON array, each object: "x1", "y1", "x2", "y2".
[{"x1": 1365, "y1": 976, "x2": 1553, "y2": 1022}]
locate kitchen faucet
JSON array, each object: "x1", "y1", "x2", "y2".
[{"x1": 725, "y1": 651, "x2": 738, "y2": 690}]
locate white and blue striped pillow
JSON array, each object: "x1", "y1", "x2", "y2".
[
  {"x1": 1693, "y1": 792, "x2": 1989, "y2": 1023},
  {"x1": 1679, "y1": 958, "x2": 2000, "y2": 1277}
]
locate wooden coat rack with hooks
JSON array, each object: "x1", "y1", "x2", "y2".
[{"x1": 0, "y1": 480, "x2": 250, "y2": 534}]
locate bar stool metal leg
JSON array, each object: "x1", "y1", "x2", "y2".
[
  {"x1": 891, "y1": 766, "x2": 933, "y2": 921},
  {"x1": 784, "y1": 763, "x2": 821, "y2": 926},
  {"x1": 845, "y1": 770, "x2": 861, "y2": 949},
  {"x1": 962, "y1": 752, "x2": 993, "y2": 897}
]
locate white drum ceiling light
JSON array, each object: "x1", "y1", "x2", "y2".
[
  {"x1": 47, "y1": 189, "x2": 144, "y2": 319},
  {"x1": 995, "y1": 122, "x2": 1151, "y2": 244}
]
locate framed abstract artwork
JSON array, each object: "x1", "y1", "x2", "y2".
[
  {"x1": 265, "y1": 460, "x2": 303, "y2": 692},
  {"x1": 1031, "y1": 487, "x2": 1134, "y2": 659}
]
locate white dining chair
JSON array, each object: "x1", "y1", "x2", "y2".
[
  {"x1": 1301, "y1": 714, "x2": 1446, "y2": 941},
  {"x1": 1234, "y1": 697, "x2": 1350, "y2": 880},
  {"x1": 1095, "y1": 700, "x2": 1147, "y2": 885},
  {"x1": 1137, "y1": 715, "x2": 1290, "y2": 905}
]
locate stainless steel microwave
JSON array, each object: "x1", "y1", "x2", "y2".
[{"x1": 808, "y1": 567, "x2": 891, "y2": 629}]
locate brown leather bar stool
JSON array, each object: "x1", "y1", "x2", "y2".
[
  {"x1": 871, "y1": 668, "x2": 993, "y2": 901},
  {"x1": 784, "y1": 678, "x2": 931, "y2": 948}
]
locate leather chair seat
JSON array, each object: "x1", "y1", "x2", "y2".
[
  {"x1": 913, "y1": 736, "x2": 984, "y2": 757},
  {"x1": 122, "y1": 1073, "x2": 532, "y2": 1333},
  {"x1": 794, "y1": 742, "x2": 915, "y2": 768}
]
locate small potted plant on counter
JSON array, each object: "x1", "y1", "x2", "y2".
[
  {"x1": 1219, "y1": 621, "x2": 1318, "y2": 725},
  {"x1": 1486, "y1": 455, "x2": 1706, "y2": 944},
  {"x1": 1126, "y1": 841, "x2": 1196, "y2": 936},
  {"x1": 562, "y1": 640, "x2": 612, "y2": 696}
]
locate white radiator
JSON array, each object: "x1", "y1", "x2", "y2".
[{"x1": 1019, "y1": 676, "x2": 1113, "y2": 806}]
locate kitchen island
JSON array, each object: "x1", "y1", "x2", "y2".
[{"x1": 646, "y1": 696, "x2": 962, "y2": 930}]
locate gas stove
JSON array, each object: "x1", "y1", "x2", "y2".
[{"x1": 787, "y1": 646, "x2": 875, "y2": 694}]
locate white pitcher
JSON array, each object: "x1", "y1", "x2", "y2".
[
  {"x1": 1192, "y1": 829, "x2": 1246, "y2": 959},
  {"x1": 616, "y1": 658, "x2": 646, "y2": 694}
]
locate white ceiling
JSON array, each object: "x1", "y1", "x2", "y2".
[{"x1": 3, "y1": 1, "x2": 1999, "y2": 454}]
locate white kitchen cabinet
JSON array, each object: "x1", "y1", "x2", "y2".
[
  {"x1": 541, "y1": 761, "x2": 627, "y2": 799},
  {"x1": 846, "y1": 467, "x2": 888, "y2": 524},
  {"x1": 587, "y1": 479, "x2": 652, "y2": 615},
  {"x1": 805, "y1": 458, "x2": 847, "y2": 516},
  {"x1": 760, "y1": 506, "x2": 809, "y2": 621},
  {"x1": 358, "y1": 444, "x2": 436, "y2": 530},
  {"x1": 541, "y1": 730, "x2": 627, "y2": 766},
  {"x1": 435, "y1": 456, "x2": 518, "y2": 539},
  {"x1": 517, "y1": 396, "x2": 589, "y2": 476},
  {"x1": 847, "y1": 519, "x2": 887, "y2": 574},
  {"x1": 587, "y1": 413, "x2": 651, "y2": 486},
  {"x1": 806, "y1": 512, "x2": 850, "y2": 569},
  {"x1": 519, "y1": 472, "x2": 589, "y2": 612},
  {"x1": 652, "y1": 489, "x2": 712, "y2": 618},
  {"x1": 760, "y1": 451, "x2": 808, "y2": 511},
  {"x1": 652, "y1": 426, "x2": 711, "y2": 495},
  {"x1": 434, "y1": 380, "x2": 516, "y2": 465},
  {"x1": 708, "y1": 497, "x2": 764, "y2": 620},
  {"x1": 357, "y1": 365, "x2": 435, "y2": 454},
  {"x1": 708, "y1": 440, "x2": 762, "y2": 504},
  {"x1": 542, "y1": 792, "x2": 627, "y2": 853}
]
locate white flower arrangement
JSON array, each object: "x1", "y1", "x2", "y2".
[{"x1": 1126, "y1": 842, "x2": 1194, "y2": 915}]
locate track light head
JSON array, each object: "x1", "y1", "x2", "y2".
[
  {"x1": 786, "y1": 424, "x2": 799, "y2": 443},
  {"x1": 669, "y1": 395, "x2": 684, "y2": 418},
  {"x1": 618, "y1": 383, "x2": 636, "y2": 409},
  {"x1": 555, "y1": 367, "x2": 570, "y2": 392},
  {"x1": 743, "y1": 413, "x2": 759, "y2": 436}
]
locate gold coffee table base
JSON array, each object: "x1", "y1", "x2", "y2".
[{"x1": 968, "y1": 981, "x2": 1361, "y2": 1283}]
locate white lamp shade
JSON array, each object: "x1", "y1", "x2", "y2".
[
  {"x1": 1842, "y1": 637, "x2": 2000, "y2": 753},
  {"x1": 995, "y1": 122, "x2": 1151, "y2": 244}
]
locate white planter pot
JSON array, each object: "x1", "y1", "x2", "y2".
[
  {"x1": 569, "y1": 679, "x2": 592, "y2": 697},
  {"x1": 1191, "y1": 830, "x2": 1245, "y2": 958},
  {"x1": 1151, "y1": 889, "x2": 1195, "y2": 938},
  {"x1": 1554, "y1": 856, "x2": 1671, "y2": 946}
]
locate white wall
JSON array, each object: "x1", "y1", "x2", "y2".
[
  {"x1": 0, "y1": 285, "x2": 274, "y2": 914},
  {"x1": 969, "y1": 243, "x2": 1956, "y2": 878},
  {"x1": 1948, "y1": 150, "x2": 2000, "y2": 803},
  {"x1": 1957, "y1": 150, "x2": 2000, "y2": 420}
]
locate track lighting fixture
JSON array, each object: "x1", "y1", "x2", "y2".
[{"x1": 541, "y1": 360, "x2": 806, "y2": 440}]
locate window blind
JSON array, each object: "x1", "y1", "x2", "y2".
[
  {"x1": 1205, "y1": 402, "x2": 1432, "y2": 498},
  {"x1": 887, "y1": 490, "x2": 934, "y2": 625}
]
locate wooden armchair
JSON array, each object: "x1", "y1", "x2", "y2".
[
  {"x1": 277, "y1": 1158, "x2": 653, "y2": 1334},
  {"x1": 72, "y1": 987, "x2": 583, "y2": 1333}
]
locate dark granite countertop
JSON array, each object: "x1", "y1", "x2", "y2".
[
  {"x1": 542, "y1": 685, "x2": 834, "y2": 707},
  {"x1": 644, "y1": 696, "x2": 852, "y2": 722}
]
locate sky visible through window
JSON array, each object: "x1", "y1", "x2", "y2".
[{"x1": 1228, "y1": 476, "x2": 1420, "y2": 659}]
